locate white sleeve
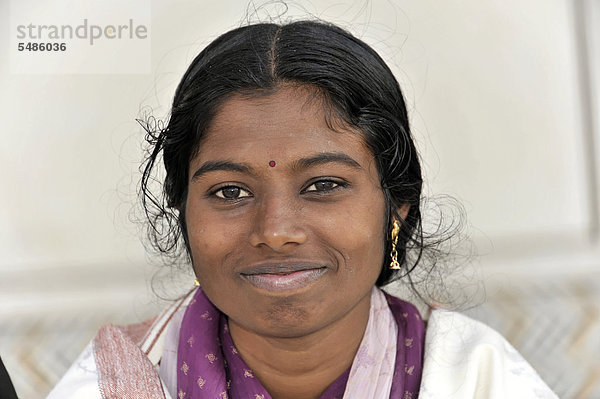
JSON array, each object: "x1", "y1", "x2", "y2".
[
  {"x1": 158, "y1": 305, "x2": 185, "y2": 399},
  {"x1": 419, "y1": 310, "x2": 558, "y2": 399},
  {"x1": 46, "y1": 341, "x2": 174, "y2": 399},
  {"x1": 46, "y1": 342, "x2": 102, "y2": 399}
]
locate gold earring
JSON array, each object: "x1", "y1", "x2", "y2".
[
  {"x1": 193, "y1": 278, "x2": 200, "y2": 287},
  {"x1": 389, "y1": 220, "x2": 401, "y2": 270}
]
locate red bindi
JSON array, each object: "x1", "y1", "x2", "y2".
[{"x1": 268, "y1": 160, "x2": 276, "y2": 167}]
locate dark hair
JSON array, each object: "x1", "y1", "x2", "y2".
[{"x1": 139, "y1": 20, "x2": 424, "y2": 287}]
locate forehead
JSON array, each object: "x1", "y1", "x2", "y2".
[{"x1": 194, "y1": 86, "x2": 373, "y2": 165}]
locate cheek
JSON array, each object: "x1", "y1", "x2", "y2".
[
  {"x1": 318, "y1": 198, "x2": 386, "y2": 275},
  {"x1": 344, "y1": 228, "x2": 385, "y2": 271},
  {"x1": 189, "y1": 230, "x2": 231, "y2": 263},
  {"x1": 185, "y1": 205, "x2": 235, "y2": 274}
]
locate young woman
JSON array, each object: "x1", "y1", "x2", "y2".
[{"x1": 49, "y1": 20, "x2": 557, "y2": 399}]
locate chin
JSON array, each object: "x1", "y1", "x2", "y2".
[{"x1": 235, "y1": 296, "x2": 329, "y2": 338}]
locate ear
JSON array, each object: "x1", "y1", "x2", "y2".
[{"x1": 396, "y1": 203, "x2": 410, "y2": 221}]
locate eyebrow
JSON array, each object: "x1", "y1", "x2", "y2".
[
  {"x1": 191, "y1": 160, "x2": 252, "y2": 180},
  {"x1": 191, "y1": 152, "x2": 362, "y2": 181},
  {"x1": 291, "y1": 152, "x2": 362, "y2": 171}
]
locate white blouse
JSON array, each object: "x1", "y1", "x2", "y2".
[{"x1": 48, "y1": 299, "x2": 558, "y2": 399}]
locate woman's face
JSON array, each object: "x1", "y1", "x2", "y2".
[{"x1": 185, "y1": 86, "x2": 388, "y2": 338}]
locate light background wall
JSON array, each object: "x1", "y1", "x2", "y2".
[{"x1": 1, "y1": 0, "x2": 599, "y2": 397}]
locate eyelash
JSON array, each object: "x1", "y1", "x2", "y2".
[
  {"x1": 302, "y1": 179, "x2": 348, "y2": 194},
  {"x1": 211, "y1": 185, "x2": 252, "y2": 200},
  {"x1": 209, "y1": 178, "x2": 348, "y2": 201}
]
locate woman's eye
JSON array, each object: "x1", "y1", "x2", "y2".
[
  {"x1": 304, "y1": 180, "x2": 344, "y2": 193},
  {"x1": 213, "y1": 186, "x2": 251, "y2": 200}
]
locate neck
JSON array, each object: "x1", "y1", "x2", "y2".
[{"x1": 228, "y1": 292, "x2": 372, "y2": 399}]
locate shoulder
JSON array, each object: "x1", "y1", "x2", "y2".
[
  {"x1": 46, "y1": 342, "x2": 103, "y2": 399},
  {"x1": 47, "y1": 291, "x2": 194, "y2": 399},
  {"x1": 419, "y1": 309, "x2": 558, "y2": 399}
]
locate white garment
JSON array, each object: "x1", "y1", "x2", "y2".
[
  {"x1": 419, "y1": 310, "x2": 558, "y2": 399},
  {"x1": 48, "y1": 300, "x2": 558, "y2": 399}
]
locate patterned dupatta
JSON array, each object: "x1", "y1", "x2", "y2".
[{"x1": 176, "y1": 287, "x2": 424, "y2": 399}]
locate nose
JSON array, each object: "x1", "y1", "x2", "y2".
[{"x1": 248, "y1": 196, "x2": 307, "y2": 251}]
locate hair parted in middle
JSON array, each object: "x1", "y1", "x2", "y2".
[{"x1": 140, "y1": 20, "x2": 424, "y2": 287}]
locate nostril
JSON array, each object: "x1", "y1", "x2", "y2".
[
  {"x1": 248, "y1": 197, "x2": 308, "y2": 250},
  {"x1": 248, "y1": 218, "x2": 307, "y2": 250}
]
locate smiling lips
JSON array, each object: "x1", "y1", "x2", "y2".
[{"x1": 240, "y1": 263, "x2": 327, "y2": 291}]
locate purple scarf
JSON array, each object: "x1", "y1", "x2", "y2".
[{"x1": 176, "y1": 288, "x2": 424, "y2": 398}]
